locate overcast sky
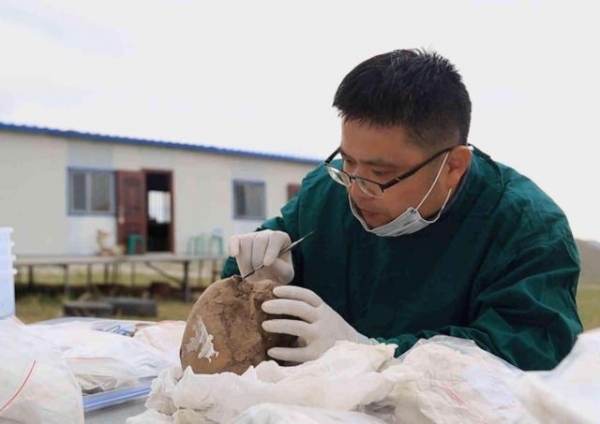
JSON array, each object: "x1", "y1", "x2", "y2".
[{"x1": 1, "y1": 0, "x2": 599, "y2": 242}]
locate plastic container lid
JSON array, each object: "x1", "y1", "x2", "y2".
[{"x1": 83, "y1": 379, "x2": 153, "y2": 413}]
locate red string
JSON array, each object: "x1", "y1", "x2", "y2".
[{"x1": 0, "y1": 360, "x2": 37, "y2": 414}]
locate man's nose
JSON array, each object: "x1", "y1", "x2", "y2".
[{"x1": 348, "y1": 178, "x2": 370, "y2": 199}]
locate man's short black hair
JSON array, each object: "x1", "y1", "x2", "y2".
[{"x1": 333, "y1": 49, "x2": 471, "y2": 148}]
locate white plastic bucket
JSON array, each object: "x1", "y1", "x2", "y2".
[
  {"x1": 0, "y1": 255, "x2": 16, "y2": 272},
  {"x1": 0, "y1": 227, "x2": 15, "y2": 319},
  {"x1": 0, "y1": 227, "x2": 13, "y2": 243},
  {"x1": 0, "y1": 269, "x2": 16, "y2": 319},
  {"x1": 0, "y1": 242, "x2": 14, "y2": 256}
]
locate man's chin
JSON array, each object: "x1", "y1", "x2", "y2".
[{"x1": 358, "y1": 209, "x2": 386, "y2": 229}]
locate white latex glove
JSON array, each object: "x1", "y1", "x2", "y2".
[
  {"x1": 261, "y1": 285, "x2": 378, "y2": 363},
  {"x1": 228, "y1": 229, "x2": 294, "y2": 284}
]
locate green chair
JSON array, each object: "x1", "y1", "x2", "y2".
[
  {"x1": 186, "y1": 229, "x2": 224, "y2": 256},
  {"x1": 186, "y1": 234, "x2": 207, "y2": 255},
  {"x1": 208, "y1": 228, "x2": 225, "y2": 256},
  {"x1": 127, "y1": 234, "x2": 145, "y2": 255}
]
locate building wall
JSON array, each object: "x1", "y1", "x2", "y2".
[
  {"x1": 0, "y1": 130, "x2": 317, "y2": 255},
  {"x1": 0, "y1": 133, "x2": 70, "y2": 255}
]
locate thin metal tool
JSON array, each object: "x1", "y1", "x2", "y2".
[{"x1": 241, "y1": 231, "x2": 314, "y2": 280}]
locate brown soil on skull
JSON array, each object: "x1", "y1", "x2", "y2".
[{"x1": 180, "y1": 275, "x2": 296, "y2": 375}]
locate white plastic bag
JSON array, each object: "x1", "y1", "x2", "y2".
[
  {"x1": 28, "y1": 320, "x2": 178, "y2": 393},
  {"x1": 133, "y1": 320, "x2": 186, "y2": 365},
  {"x1": 379, "y1": 336, "x2": 524, "y2": 423},
  {"x1": 514, "y1": 328, "x2": 600, "y2": 423},
  {"x1": 0, "y1": 318, "x2": 84, "y2": 423}
]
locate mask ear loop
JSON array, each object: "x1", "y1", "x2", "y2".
[
  {"x1": 416, "y1": 152, "x2": 450, "y2": 211},
  {"x1": 424, "y1": 187, "x2": 453, "y2": 223}
]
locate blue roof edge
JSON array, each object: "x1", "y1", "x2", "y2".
[{"x1": 0, "y1": 122, "x2": 321, "y2": 165}]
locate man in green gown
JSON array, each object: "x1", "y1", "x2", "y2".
[{"x1": 221, "y1": 49, "x2": 582, "y2": 371}]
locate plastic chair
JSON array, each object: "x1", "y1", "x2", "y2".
[
  {"x1": 186, "y1": 229, "x2": 224, "y2": 256},
  {"x1": 186, "y1": 235, "x2": 207, "y2": 255},
  {"x1": 127, "y1": 234, "x2": 145, "y2": 255},
  {"x1": 208, "y1": 228, "x2": 225, "y2": 256}
]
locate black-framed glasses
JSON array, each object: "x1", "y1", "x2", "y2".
[{"x1": 324, "y1": 145, "x2": 457, "y2": 198}]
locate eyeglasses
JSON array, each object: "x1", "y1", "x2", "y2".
[{"x1": 324, "y1": 145, "x2": 456, "y2": 198}]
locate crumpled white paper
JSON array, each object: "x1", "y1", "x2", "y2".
[
  {"x1": 128, "y1": 336, "x2": 527, "y2": 424},
  {"x1": 128, "y1": 342, "x2": 396, "y2": 423},
  {"x1": 232, "y1": 403, "x2": 388, "y2": 423}
]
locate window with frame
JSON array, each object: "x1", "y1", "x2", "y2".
[
  {"x1": 233, "y1": 180, "x2": 266, "y2": 219},
  {"x1": 68, "y1": 169, "x2": 115, "y2": 215}
]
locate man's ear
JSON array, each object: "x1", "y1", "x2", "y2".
[{"x1": 445, "y1": 146, "x2": 472, "y2": 188}]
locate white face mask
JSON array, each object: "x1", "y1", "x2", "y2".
[{"x1": 349, "y1": 152, "x2": 452, "y2": 237}]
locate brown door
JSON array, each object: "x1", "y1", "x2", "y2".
[{"x1": 116, "y1": 171, "x2": 147, "y2": 253}]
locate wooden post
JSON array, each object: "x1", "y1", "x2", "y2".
[
  {"x1": 28, "y1": 265, "x2": 34, "y2": 290},
  {"x1": 131, "y1": 262, "x2": 136, "y2": 287},
  {"x1": 183, "y1": 260, "x2": 190, "y2": 302},
  {"x1": 112, "y1": 263, "x2": 120, "y2": 285},
  {"x1": 63, "y1": 264, "x2": 70, "y2": 298},
  {"x1": 87, "y1": 263, "x2": 92, "y2": 292}
]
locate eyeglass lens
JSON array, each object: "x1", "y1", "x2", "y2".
[{"x1": 326, "y1": 166, "x2": 383, "y2": 198}]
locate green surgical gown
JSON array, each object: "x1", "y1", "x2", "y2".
[{"x1": 222, "y1": 147, "x2": 583, "y2": 371}]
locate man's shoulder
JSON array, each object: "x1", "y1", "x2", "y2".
[
  {"x1": 473, "y1": 149, "x2": 562, "y2": 214},
  {"x1": 496, "y1": 161, "x2": 562, "y2": 214},
  {"x1": 471, "y1": 151, "x2": 574, "y2": 248}
]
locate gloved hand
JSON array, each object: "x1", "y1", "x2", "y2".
[
  {"x1": 228, "y1": 230, "x2": 294, "y2": 284},
  {"x1": 261, "y1": 286, "x2": 378, "y2": 363}
]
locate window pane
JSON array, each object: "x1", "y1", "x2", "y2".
[
  {"x1": 246, "y1": 184, "x2": 264, "y2": 218},
  {"x1": 71, "y1": 172, "x2": 87, "y2": 212},
  {"x1": 234, "y1": 184, "x2": 247, "y2": 217},
  {"x1": 234, "y1": 182, "x2": 265, "y2": 219},
  {"x1": 90, "y1": 172, "x2": 112, "y2": 212}
]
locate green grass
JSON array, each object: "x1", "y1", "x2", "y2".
[
  {"x1": 577, "y1": 286, "x2": 600, "y2": 331},
  {"x1": 15, "y1": 294, "x2": 193, "y2": 324},
  {"x1": 14, "y1": 262, "x2": 218, "y2": 289},
  {"x1": 14, "y1": 285, "x2": 600, "y2": 330}
]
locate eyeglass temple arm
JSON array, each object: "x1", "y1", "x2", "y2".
[
  {"x1": 380, "y1": 146, "x2": 454, "y2": 190},
  {"x1": 324, "y1": 147, "x2": 341, "y2": 164}
]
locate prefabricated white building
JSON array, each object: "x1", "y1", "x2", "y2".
[{"x1": 0, "y1": 123, "x2": 319, "y2": 256}]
